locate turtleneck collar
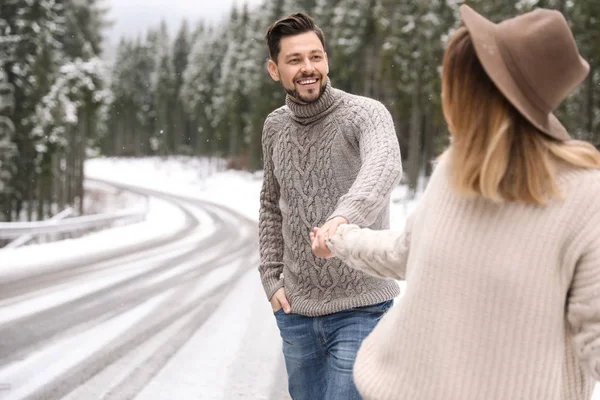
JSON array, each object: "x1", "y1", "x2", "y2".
[{"x1": 285, "y1": 78, "x2": 340, "y2": 125}]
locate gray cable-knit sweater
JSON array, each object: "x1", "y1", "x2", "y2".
[{"x1": 258, "y1": 79, "x2": 402, "y2": 317}]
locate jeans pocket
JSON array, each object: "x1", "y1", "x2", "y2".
[
  {"x1": 273, "y1": 307, "x2": 285, "y2": 315},
  {"x1": 353, "y1": 299, "x2": 393, "y2": 314}
]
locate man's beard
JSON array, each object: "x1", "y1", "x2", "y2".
[{"x1": 282, "y1": 77, "x2": 327, "y2": 104}]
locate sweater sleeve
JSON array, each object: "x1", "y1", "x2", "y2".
[
  {"x1": 258, "y1": 113, "x2": 285, "y2": 300},
  {"x1": 328, "y1": 101, "x2": 402, "y2": 227},
  {"x1": 326, "y1": 212, "x2": 415, "y2": 280},
  {"x1": 566, "y1": 207, "x2": 600, "y2": 380}
]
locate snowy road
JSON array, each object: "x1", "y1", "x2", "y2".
[
  {"x1": 5, "y1": 157, "x2": 598, "y2": 399},
  {"x1": 0, "y1": 183, "x2": 289, "y2": 400}
]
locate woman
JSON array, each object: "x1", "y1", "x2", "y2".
[{"x1": 311, "y1": 5, "x2": 600, "y2": 400}]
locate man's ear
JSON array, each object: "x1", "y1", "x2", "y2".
[{"x1": 267, "y1": 59, "x2": 280, "y2": 82}]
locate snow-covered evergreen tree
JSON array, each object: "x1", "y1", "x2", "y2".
[{"x1": 172, "y1": 19, "x2": 192, "y2": 152}]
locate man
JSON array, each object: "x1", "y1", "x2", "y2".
[{"x1": 259, "y1": 12, "x2": 402, "y2": 400}]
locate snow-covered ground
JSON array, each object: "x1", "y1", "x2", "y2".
[
  {"x1": 86, "y1": 157, "x2": 264, "y2": 222},
  {"x1": 84, "y1": 156, "x2": 419, "y2": 231},
  {"x1": 1, "y1": 156, "x2": 598, "y2": 399}
]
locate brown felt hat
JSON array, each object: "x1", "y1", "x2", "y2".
[{"x1": 460, "y1": 5, "x2": 589, "y2": 141}]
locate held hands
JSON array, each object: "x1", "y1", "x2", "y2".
[{"x1": 310, "y1": 216, "x2": 348, "y2": 259}]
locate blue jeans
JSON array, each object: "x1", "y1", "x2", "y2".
[{"x1": 274, "y1": 300, "x2": 393, "y2": 400}]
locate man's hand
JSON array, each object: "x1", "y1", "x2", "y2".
[
  {"x1": 310, "y1": 216, "x2": 348, "y2": 258},
  {"x1": 270, "y1": 287, "x2": 291, "y2": 313}
]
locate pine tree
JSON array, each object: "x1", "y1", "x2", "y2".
[
  {"x1": 0, "y1": 9, "x2": 19, "y2": 221},
  {"x1": 61, "y1": 0, "x2": 108, "y2": 60},
  {"x1": 0, "y1": 66, "x2": 18, "y2": 221},
  {"x1": 104, "y1": 38, "x2": 134, "y2": 155},
  {"x1": 314, "y1": 0, "x2": 342, "y2": 30},
  {"x1": 0, "y1": 0, "x2": 109, "y2": 221},
  {"x1": 245, "y1": 0, "x2": 292, "y2": 170},
  {"x1": 172, "y1": 19, "x2": 193, "y2": 153},
  {"x1": 1, "y1": 0, "x2": 66, "y2": 220},
  {"x1": 181, "y1": 23, "x2": 228, "y2": 157},
  {"x1": 152, "y1": 20, "x2": 176, "y2": 155},
  {"x1": 562, "y1": 0, "x2": 600, "y2": 145},
  {"x1": 328, "y1": 0, "x2": 377, "y2": 95},
  {"x1": 215, "y1": 5, "x2": 254, "y2": 167}
]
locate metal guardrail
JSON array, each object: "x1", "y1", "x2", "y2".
[
  {"x1": 3, "y1": 207, "x2": 76, "y2": 248},
  {"x1": 0, "y1": 207, "x2": 146, "y2": 239},
  {"x1": 0, "y1": 181, "x2": 149, "y2": 247}
]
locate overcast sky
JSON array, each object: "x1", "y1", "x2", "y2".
[{"x1": 104, "y1": 0, "x2": 265, "y2": 42}]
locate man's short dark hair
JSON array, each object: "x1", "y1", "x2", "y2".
[{"x1": 265, "y1": 13, "x2": 326, "y2": 63}]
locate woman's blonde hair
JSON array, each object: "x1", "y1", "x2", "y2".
[{"x1": 441, "y1": 27, "x2": 600, "y2": 205}]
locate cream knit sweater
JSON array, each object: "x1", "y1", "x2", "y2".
[{"x1": 327, "y1": 155, "x2": 600, "y2": 400}]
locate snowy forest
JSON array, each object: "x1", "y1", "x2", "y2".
[{"x1": 0, "y1": 0, "x2": 599, "y2": 223}]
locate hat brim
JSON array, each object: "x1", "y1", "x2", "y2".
[{"x1": 460, "y1": 5, "x2": 570, "y2": 141}]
